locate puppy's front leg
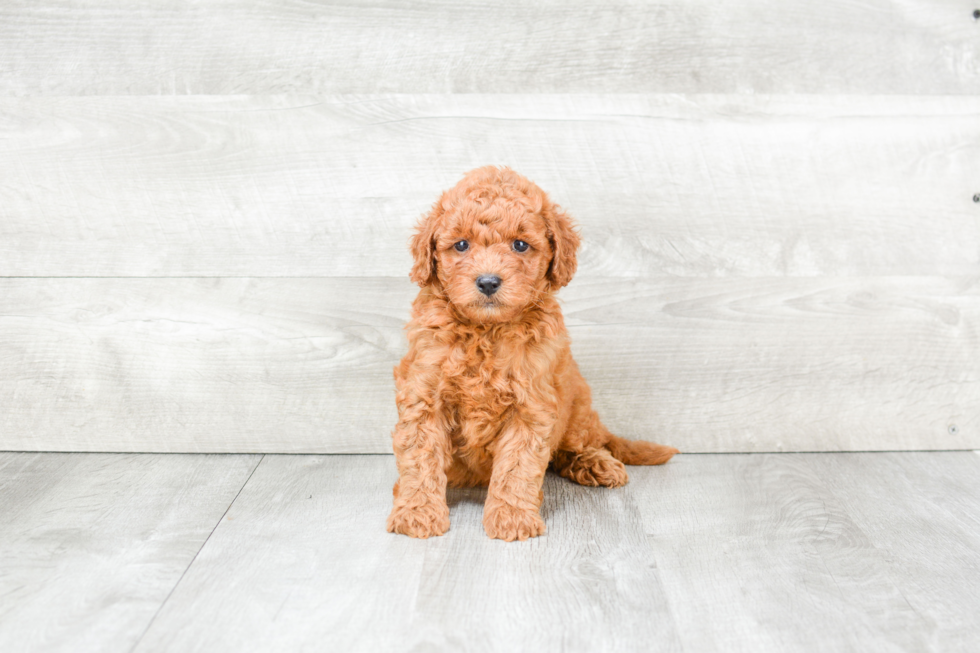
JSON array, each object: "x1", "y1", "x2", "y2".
[
  {"x1": 387, "y1": 399, "x2": 452, "y2": 539},
  {"x1": 484, "y1": 416, "x2": 552, "y2": 541}
]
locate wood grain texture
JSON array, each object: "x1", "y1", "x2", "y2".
[
  {"x1": 0, "y1": 1, "x2": 977, "y2": 96},
  {"x1": 2, "y1": 94, "x2": 978, "y2": 277},
  {"x1": 1, "y1": 276, "x2": 976, "y2": 453},
  {"x1": 629, "y1": 452, "x2": 980, "y2": 653},
  {"x1": 565, "y1": 275, "x2": 980, "y2": 452},
  {"x1": 807, "y1": 453, "x2": 980, "y2": 652},
  {"x1": 0, "y1": 277, "x2": 409, "y2": 453},
  {"x1": 0, "y1": 452, "x2": 260, "y2": 653},
  {"x1": 4, "y1": 452, "x2": 977, "y2": 652},
  {"x1": 132, "y1": 455, "x2": 679, "y2": 653}
]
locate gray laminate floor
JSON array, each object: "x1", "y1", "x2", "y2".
[{"x1": 1, "y1": 452, "x2": 978, "y2": 653}]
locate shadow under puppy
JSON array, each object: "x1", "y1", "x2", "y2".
[{"x1": 388, "y1": 166, "x2": 678, "y2": 541}]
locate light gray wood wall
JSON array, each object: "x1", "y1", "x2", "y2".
[
  {"x1": 2, "y1": 95, "x2": 978, "y2": 278},
  {"x1": 2, "y1": 276, "x2": 976, "y2": 452},
  {"x1": 1, "y1": 2, "x2": 977, "y2": 453},
  {"x1": 1, "y1": 1, "x2": 978, "y2": 95}
]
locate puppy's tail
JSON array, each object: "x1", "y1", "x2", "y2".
[{"x1": 605, "y1": 435, "x2": 679, "y2": 466}]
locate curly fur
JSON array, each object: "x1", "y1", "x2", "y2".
[{"x1": 387, "y1": 166, "x2": 678, "y2": 541}]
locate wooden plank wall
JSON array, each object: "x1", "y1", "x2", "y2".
[{"x1": 1, "y1": 1, "x2": 978, "y2": 453}]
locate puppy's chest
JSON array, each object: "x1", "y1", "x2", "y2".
[{"x1": 440, "y1": 336, "x2": 535, "y2": 420}]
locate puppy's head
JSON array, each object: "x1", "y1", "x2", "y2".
[{"x1": 410, "y1": 166, "x2": 580, "y2": 324}]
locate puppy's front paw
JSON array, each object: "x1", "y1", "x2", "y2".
[
  {"x1": 387, "y1": 503, "x2": 450, "y2": 539},
  {"x1": 483, "y1": 503, "x2": 546, "y2": 541}
]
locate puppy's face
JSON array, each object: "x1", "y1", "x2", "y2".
[
  {"x1": 410, "y1": 167, "x2": 580, "y2": 325},
  {"x1": 434, "y1": 204, "x2": 552, "y2": 324}
]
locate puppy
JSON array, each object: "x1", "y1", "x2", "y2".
[{"x1": 388, "y1": 166, "x2": 677, "y2": 541}]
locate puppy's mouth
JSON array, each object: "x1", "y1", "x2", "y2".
[{"x1": 466, "y1": 295, "x2": 508, "y2": 313}]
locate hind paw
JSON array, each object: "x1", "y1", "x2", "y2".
[
  {"x1": 582, "y1": 455, "x2": 629, "y2": 487},
  {"x1": 553, "y1": 448, "x2": 629, "y2": 488}
]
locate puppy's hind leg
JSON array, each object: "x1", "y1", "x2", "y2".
[
  {"x1": 552, "y1": 400, "x2": 629, "y2": 487},
  {"x1": 550, "y1": 447, "x2": 629, "y2": 488},
  {"x1": 552, "y1": 409, "x2": 677, "y2": 487}
]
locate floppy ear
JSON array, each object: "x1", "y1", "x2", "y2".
[
  {"x1": 543, "y1": 202, "x2": 580, "y2": 288},
  {"x1": 409, "y1": 198, "x2": 444, "y2": 286}
]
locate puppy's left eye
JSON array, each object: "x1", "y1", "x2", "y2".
[{"x1": 513, "y1": 240, "x2": 529, "y2": 252}]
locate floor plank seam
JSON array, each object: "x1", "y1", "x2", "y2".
[
  {"x1": 642, "y1": 533, "x2": 683, "y2": 646},
  {"x1": 126, "y1": 454, "x2": 266, "y2": 653}
]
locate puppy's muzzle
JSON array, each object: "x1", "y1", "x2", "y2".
[{"x1": 476, "y1": 275, "x2": 502, "y2": 297}]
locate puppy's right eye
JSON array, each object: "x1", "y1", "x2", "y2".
[{"x1": 454, "y1": 240, "x2": 469, "y2": 252}]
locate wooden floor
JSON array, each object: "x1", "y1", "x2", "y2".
[{"x1": 2, "y1": 452, "x2": 979, "y2": 652}]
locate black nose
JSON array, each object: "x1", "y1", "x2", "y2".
[{"x1": 476, "y1": 275, "x2": 502, "y2": 296}]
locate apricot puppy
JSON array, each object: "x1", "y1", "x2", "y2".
[{"x1": 387, "y1": 166, "x2": 678, "y2": 541}]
